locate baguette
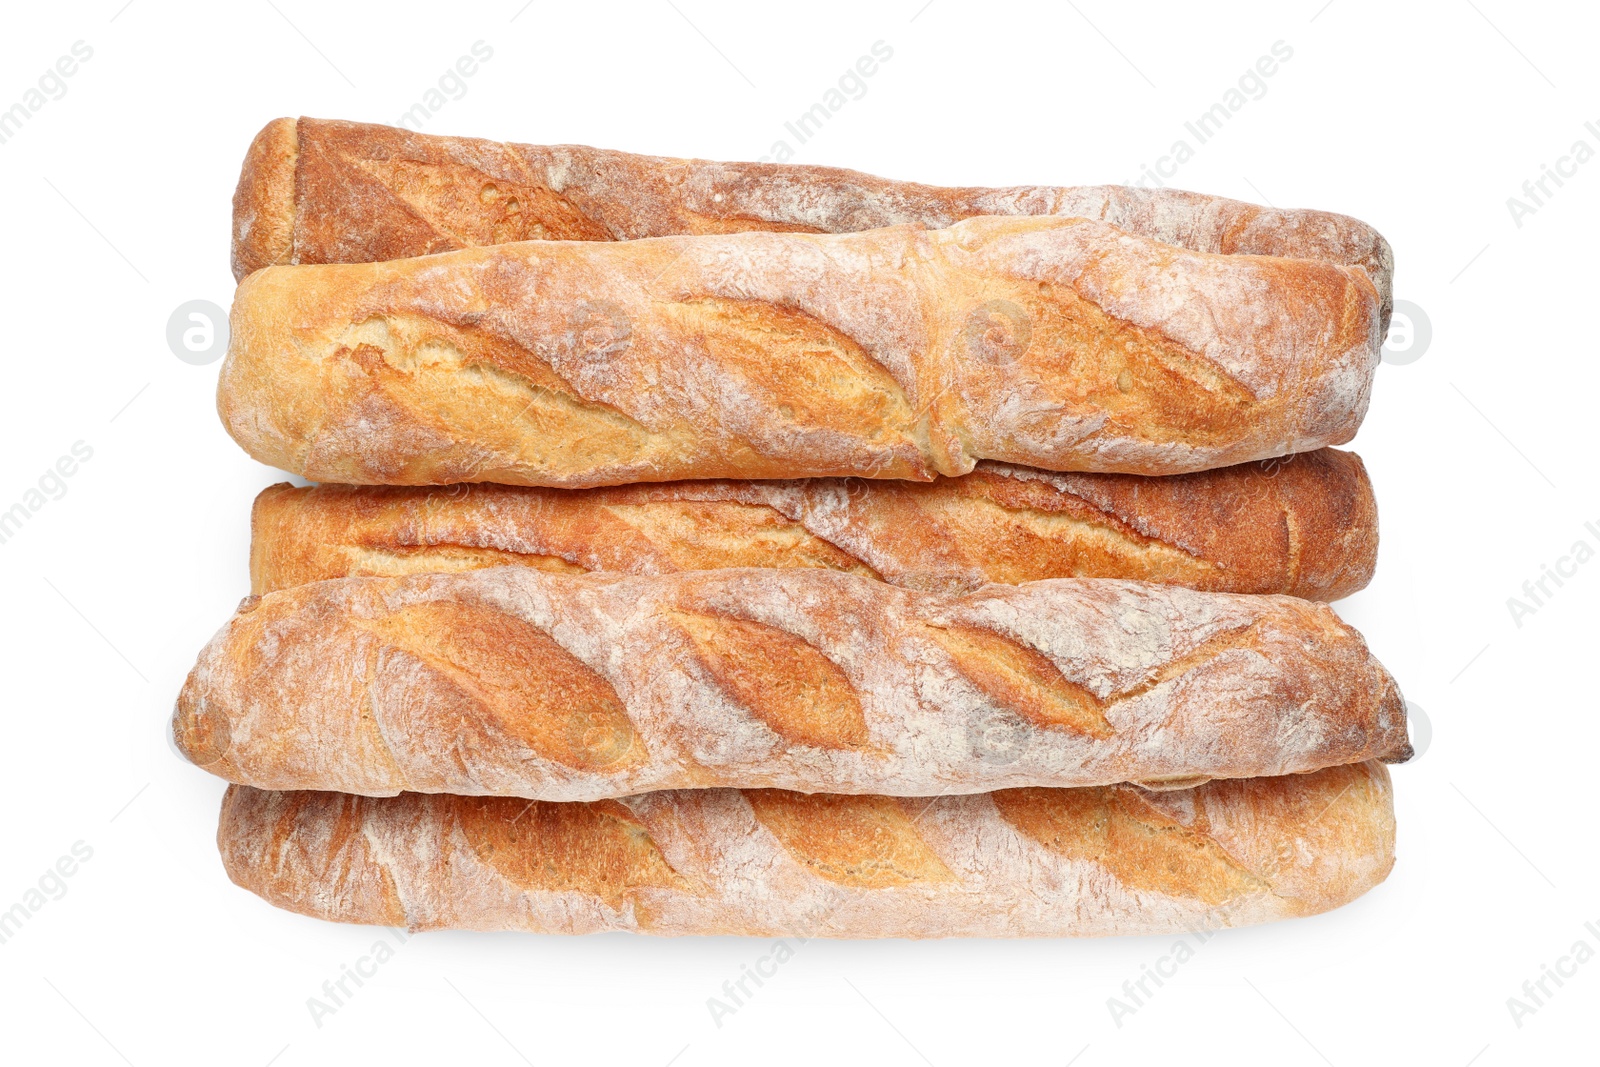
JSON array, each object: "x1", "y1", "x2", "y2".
[
  {"x1": 250, "y1": 448, "x2": 1378, "y2": 600},
  {"x1": 216, "y1": 760, "x2": 1396, "y2": 937},
  {"x1": 231, "y1": 117, "x2": 1394, "y2": 333},
  {"x1": 219, "y1": 214, "x2": 1381, "y2": 485},
  {"x1": 173, "y1": 567, "x2": 1409, "y2": 801}
]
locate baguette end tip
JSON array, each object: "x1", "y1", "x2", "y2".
[{"x1": 231, "y1": 117, "x2": 299, "y2": 282}]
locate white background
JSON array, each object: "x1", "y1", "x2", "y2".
[{"x1": 1, "y1": 1, "x2": 1595, "y2": 1064}]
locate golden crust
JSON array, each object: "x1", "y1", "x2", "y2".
[
  {"x1": 218, "y1": 215, "x2": 1381, "y2": 484},
  {"x1": 173, "y1": 568, "x2": 1410, "y2": 801},
  {"x1": 211, "y1": 119, "x2": 1406, "y2": 940},
  {"x1": 229, "y1": 117, "x2": 1394, "y2": 333},
  {"x1": 248, "y1": 448, "x2": 1378, "y2": 600},
  {"x1": 230, "y1": 117, "x2": 298, "y2": 280},
  {"x1": 216, "y1": 761, "x2": 1397, "y2": 937}
]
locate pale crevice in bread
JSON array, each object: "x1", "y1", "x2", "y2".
[
  {"x1": 597, "y1": 501, "x2": 881, "y2": 579},
  {"x1": 216, "y1": 761, "x2": 1396, "y2": 937},
  {"x1": 1281, "y1": 499, "x2": 1305, "y2": 591},
  {"x1": 174, "y1": 568, "x2": 1409, "y2": 801},
  {"x1": 230, "y1": 118, "x2": 1394, "y2": 336},
  {"x1": 339, "y1": 544, "x2": 589, "y2": 578},
  {"x1": 922, "y1": 494, "x2": 1217, "y2": 584}
]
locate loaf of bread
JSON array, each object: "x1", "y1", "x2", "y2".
[
  {"x1": 231, "y1": 117, "x2": 1394, "y2": 332},
  {"x1": 220, "y1": 214, "x2": 1381, "y2": 485},
  {"x1": 174, "y1": 567, "x2": 1408, "y2": 800},
  {"x1": 217, "y1": 760, "x2": 1395, "y2": 937},
  {"x1": 250, "y1": 448, "x2": 1378, "y2": 599}
]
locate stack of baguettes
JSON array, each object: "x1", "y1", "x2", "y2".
[{"x1": 173, "y1": 116, "x2": 1410, "y2": 939}]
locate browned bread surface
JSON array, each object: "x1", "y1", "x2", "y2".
[
  {"x1": 216, "y1": 761, "x2": 1396, "y2": 937},
  {"x1": 231, "y1": 117, "x2": 1394, "y2": 333},
  {"x1": 250, "y1": 449, "x2": 1378, "y2": 599},
  {"x1": 219, "y1": 214, "x2": 1381, "y2": 485},
  {"x1": 174, "y1": 567, "x2": 1409, "y2": 800}
]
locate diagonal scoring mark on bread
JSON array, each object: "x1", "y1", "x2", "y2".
[
  {"x1": 919, "y1": 623, "x2": 1115, "y2": 738},
  {"x1": 669, "y1": 611, "x2": 871, "y2": 750},
  {"x1": 991, "y1": 785, "x2": 1270, "y2": 906},
  {"x1": 667, "y1": 297, "x2": 923, "y2": 444},
  {"x1": 347, "y1": 156, "x2": 616, "y2": 244},
  {"x1": 598, "y1": 500, "x2": 881, "y2": 577},
  {"x1": 1104, "y1": 619, "x2": 1265, "y2": 706},
  {"x1": 922, "y1": 618, "x2": 1265, "y2": 738},
  {"x1": 1008, "y1": 285, "x2": 1260, "y2": 445},
  {"x1": 1037, "y1": 277, "x2": 1262, "y2": 403},
  {"x1": 923, "y1": 489, "x2": 1218, "y2": 586},
  {"x1": 318, "y1": 795, "x2": 408, "y2": 926},
  {"x1": 328, "y1": 318, "x2": 672, "y2": 479},
  {"x1": 266, "y1": 792, "x2": 409, "y2": 926},
  {"x1": 350, "y1": 601, "x2": 646, "y2": 772},
  {"x1": 961, "y1": 464, "x2": 1213, "y2": 565},
  {"x1": 743, "y1": 791, "x2": 956, "y2": 888},
  {"x1": 454, "y1": 796, "x2": 691, "y2": 909},
  {"x1": 337, "y1": 315, "x2": 646, "y2": 432}
]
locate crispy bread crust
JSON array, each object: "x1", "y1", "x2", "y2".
[
  {"x1": 174, "y1": 568, "x2": 1409, "y2": 801},
  {"x1": 217, "y1": 761, "x2": 1396, "y2": 937},
  {"x1": 248, "y1": 449, "x2": 1377, "y2": 600},
  {"x1": 231, "y1": 117, "x2": 298, "y2": 281},
  {"x1": 219, "y1": 215, "x2": 1380, "y2": 484},
  {"x1": 230, "y1": 117, "x2": 1394, "y2": 333}
]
